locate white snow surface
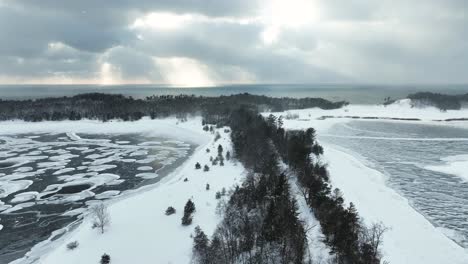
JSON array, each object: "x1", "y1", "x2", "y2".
[
  {"x1": 266, "y1": 99, "x2": 468, "y2": 134},
  {"x1": 0, "y1": 117, "x2": 208, "y2": 144},
  {"x1": 425, "y1": 154, "x2": 468, "y2": 181},
  {"x1": 267, "y1": 101, "x2": 468, "y2": 263},
  {"x1": 16, "y1": 122, "x2": 246, "y2": 264}
]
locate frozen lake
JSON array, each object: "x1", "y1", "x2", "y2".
[
  {"x1": 321, "y1": 120, "x2": 468, "y2": 249},
  {"x1": 0, "y1": 132, "x2": 193, "y2": 263}
]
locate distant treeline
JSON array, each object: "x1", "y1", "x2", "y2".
[
  {"x1": 193, "y1": 108, "x2": 384, "y2": 264},
  {"x1": 0, "y1": 93, "x2": 346, "y2": 122},
  {"x1": 408, "y1": 92, "x2": 468, "y2": 110}
]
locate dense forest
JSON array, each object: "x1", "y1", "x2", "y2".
[
  {"x1": 0, "y1": 93, "x2": 346, "y2": 122},
  {"x1": 408, "y1": 92, "x2": 468, "y2": 110},
  {"x1": 193, "y1": 108, "x2": 384, "y2": 264}
]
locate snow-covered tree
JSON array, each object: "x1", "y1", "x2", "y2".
[{"x1": 91, "y1": 203, "x2": 110, "y2": 234}]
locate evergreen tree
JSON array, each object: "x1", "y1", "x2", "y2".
[
  {"x1": 182, "y1": 199, "x2": 196, "y2": 226},
  {"x1": 195, "y1": 162, "x2": 201, "y2": 169},
  {"x1": 193, "y1": 226, "x2": 209, "y2": 263},
  {"x1": 100, "y1": 254, "x2": 110, "y2": 264}
]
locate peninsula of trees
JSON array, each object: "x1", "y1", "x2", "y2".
[
  {"x1": 0, "y1": 93, "x2": 346, "y2": 122},
  {"x1": 408, "y1": 92, "x2": 468, "y2": 110}
]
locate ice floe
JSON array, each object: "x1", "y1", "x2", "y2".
[
  {"x1": 425, "y1": 154, "x2": 468, "y2": 181},
  {"x1": 135, "y1": 173, "x2": 159, "y2": 179},
  {"x1": 52, "y1": 168, "x2": 76, "y2": 175},
  {"x1": 95, "y1": 190, "x2": 120, "y2": 199},
  {"x1": 137, "y1": 166, "x2": 153, "y2": 171},
  {"x1": 11, "y1": 191, "x2": 39, "y2": 203},
  {"x1": 0, "y1": 180, "x2": 33, "y2": 198}
]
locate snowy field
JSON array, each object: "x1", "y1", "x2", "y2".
[
  {"x1": 266, "y1": 100, "x2": 468, "y2": 264},
  {"x1": 10, "y1": 119, "x2": 247, "y2": 264}
]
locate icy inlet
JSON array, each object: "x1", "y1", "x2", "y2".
[{"x1": 0, "y1": 130, "x2": 192, "y2": 263}]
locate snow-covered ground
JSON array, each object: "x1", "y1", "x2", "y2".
[
  {"x1": 268, "y1": 99, "x2": 468, "y2": 134},
  {"x1": 266, "y1": 100, "x2": 468, "y2": 264},
  {"x1": 0, "y1": 117, "x2": 206, "y2": 144},
  {"x1": 288, "y1": 175, "x2": 333, "y2": 263},
  {"x1": 12, "y1": 119, "x2": 247, "y2": 264}
]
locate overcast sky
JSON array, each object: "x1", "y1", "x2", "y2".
[{"x1": 0, "y1": 0, "x2": 467, "y2": 86}]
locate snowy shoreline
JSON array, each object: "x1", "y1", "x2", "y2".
[
  {"x1": 10, "y1": 118, "x2": 247, "y2": 264},
  {"x1": 266, "y1": 101, "x2": 468, "y2": 263},
  {"x1": 0, "y1": 117, "x2": 209, "y2": 263},
  {"x1": 322, "y1": 143, "x2": 468, "y2": 264}
]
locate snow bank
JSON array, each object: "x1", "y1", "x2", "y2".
[
  {"x1": 425, "y1": 154, "x2": 468, "y2": 181},
  {"x1": 16, "y1": 125, "x2": 245, "y2": 264}
]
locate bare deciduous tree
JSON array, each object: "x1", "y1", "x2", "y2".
[
  {"x1": 361, "y1": 221, "x2": 388, "y2": 261},
  {"x1": 91, "y1": 203, "x2": 110, "y2": 234}
]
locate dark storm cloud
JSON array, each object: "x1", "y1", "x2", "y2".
[
  {"x1": 0, "y1": 4, "x2": 128, "y2": 56},
  {"x1": 5, "y1": 0, "x2": 262, "y2": 18}
]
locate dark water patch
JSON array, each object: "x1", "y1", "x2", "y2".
[
  {"x1": 57, "y1": 184, "x2": 92, "y2": 194},
  {"x1": 0, "y1": 162, "x2": 16, "y2": 168}
]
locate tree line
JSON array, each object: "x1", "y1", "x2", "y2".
[
  {"x1": 408, "y1": 92, "x2": 468, "y2": 111},
  {"x1": 193, "y1": 108, "x2": 308, "y2": 264},
  {"x1": 0, "y1": 93, "x2": 346, "y2": 122},
  {"x1": 193, "y1": 108, "x2": 385, "y2": 263},
  {"x1": 274, "y1": 120, "x2": 385, "y2": 263}
]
